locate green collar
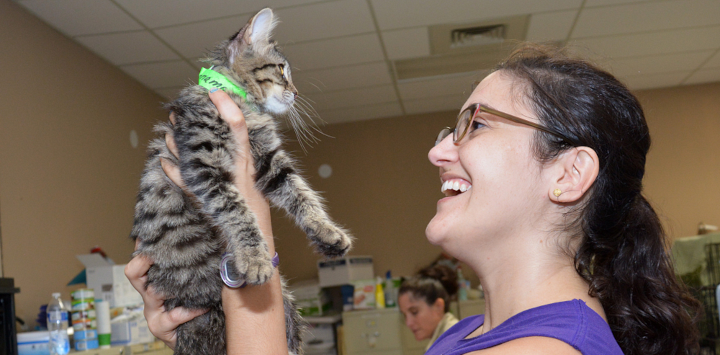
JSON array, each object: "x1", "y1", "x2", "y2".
[{"x1": 198, "y1": 67, "x2": 247, "y2": 100}]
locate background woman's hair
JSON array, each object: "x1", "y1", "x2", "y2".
[
  {"x1": 495, "y1": 43, "x2": 701, "y2": 355},
  {"x1": 399, "y1": 264, "x2": 458, "y2": 312}
]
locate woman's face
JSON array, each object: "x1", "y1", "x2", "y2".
[
  {"x1": 426, "y1": 71, "x2": 547, "y2": 260},
  {"x1": 398, "y1": 293, "x2": 445, "y2": 341}
]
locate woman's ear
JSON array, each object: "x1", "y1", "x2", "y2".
[
  {"x1": 548, "y1": 147, "x2": 599, "y2": 203},
  {"x1": 432, "y1": 298, "x2": 446, "y2": 314}
]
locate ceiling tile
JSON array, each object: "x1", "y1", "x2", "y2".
[
  {"x1": 397, "y1": 71, "x2": 488, "y2": 101},
  {"x1": 303, "y1": 85, "x2": 398, "y2": 111},
  {"x1": 572, "y1": 0, "x2": 720, "y2": 39},
  {"x1": 291, "y1": 62, "x2": 393, "y2": 94},
  {"x1": 608, "y1": 51, "x2": 715, "y2": 78},
  {"x1": 75, "y1": 31, "x2": 180, "y2": 65},
  {"x1": 571, "y1": 26, "x2": 720, "y2": 59},
  {"x1": 282, "y1": 34, "x2": 385, "y2": 71},
  {"x1": 371, "y1": 0, "x2": 581, "y2": 31},
  {"x1": 703, "y1": 51, "x2": 720, "y2": 68},
  {"x1": 16, "y1": 0, "x2": 141, "y2": 36},
  {"x1": 114, "y1": 0, "x2": 323, "y2": 29},
  {"x1": 684, "y1": 68, "x2": 720, "y2": 85},
  {"x1": 584, "y1": 0, "x2": 650, "y2": 7},
  {"x1": 155, "y1": 16, "x2": 245, "y2": 59},
  {"x1": 274, "y1": 0, "x2": 375, "y2": 44},
  {"x1": 382, "y1": 27, "x2": 431, "y2": 60},
  {"x1": 623, "y1": 71, "x2": 689, "y2": 91},
  {"x1": 316, "y1": 102, "x2": 403, "y2": 124},
  {"x1": 526, "y1": 10, "x2": 578, "y2": 42},
  {"x1": 403, "y1": 95, "x2": 466, "y2": 115},
  {"x1": 120, "y1": 60, "x2": 197, "y2": 89}
]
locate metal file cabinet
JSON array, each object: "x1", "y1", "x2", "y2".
[{"x1": 342, "y1": 308, "x2": 429, "y2": 355}]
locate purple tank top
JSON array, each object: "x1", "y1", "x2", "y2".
[{"x1": 425, "y1": 299, "x2": 622, "y2": 355}]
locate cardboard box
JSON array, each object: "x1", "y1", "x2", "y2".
[
  {"x1": 77, "y1": 254, "x2": 143, "y2": 307},
  {"x1": 317, "y1": 256, "x2": 374, "y2": 287},
  {"x1": 17, "y1": 331, "x2": 49, "y2": 355},
  {"x1": 352, "y1": 279, "x2": 376, "y2": 310}
]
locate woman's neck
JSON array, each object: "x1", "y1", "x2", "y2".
[{"x1": 463, "y1": 233, "x2": 605, "y2": 338}]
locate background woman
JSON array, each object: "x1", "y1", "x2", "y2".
[{"x1": 398, "y1": 264, "x2": 459, "y2": 350}]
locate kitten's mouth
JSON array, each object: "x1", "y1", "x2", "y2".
[{"x1": 441, "y1": 179, "x2": 471, "y2": 197}]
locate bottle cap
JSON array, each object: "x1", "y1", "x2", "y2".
[{"x1": 52, "y1": 292, "x2": 61, "y2": 298}]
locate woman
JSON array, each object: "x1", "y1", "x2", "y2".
[
  {"x1": 126, "y1": 43, "x2": 700, "y2": 354},
  {"x1": 398, "y1": 265, "x2": 459, "y2": 351}
]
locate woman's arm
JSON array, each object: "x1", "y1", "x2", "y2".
[{"x1": 125, "y1": 89, "x2": 287, "y2": 353}]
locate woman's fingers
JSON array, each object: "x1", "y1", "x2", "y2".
[
  {"x1": 160, "y1": 157, "x2": 187, "y2": 191},
  {"x1": 208, "y1": 90, "x2": 251, "y2": 153},
  {"x1": 165, "y1": 132, "x2": 180, "y2": 159},
  {"x1": 169, "y1": 112, "x2": 177, "y2": 126}
]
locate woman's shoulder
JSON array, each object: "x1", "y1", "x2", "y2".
[{"x1": 427, "y1": 300, "x2": 622, "y2": 355}]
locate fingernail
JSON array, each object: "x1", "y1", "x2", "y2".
[{"x1": 209, "y1": 88, "x2": 219, "y2": 93}]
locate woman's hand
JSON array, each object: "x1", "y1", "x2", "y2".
[{"x1": 124, "y1": 251, "x2": 207, "y2": 349}]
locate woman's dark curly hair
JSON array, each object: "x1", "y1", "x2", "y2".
[
  {"x1": 399, "y1": 264, "x2": 458, "y2": 312},
  {"x1": 495, "y1": 43, "x2": 701, "y2": 355}
]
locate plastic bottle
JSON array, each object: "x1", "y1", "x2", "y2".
[
  {"x1": 384, "y1": 271, "x2": 396, "y2": 308},
  {"x1": 375, "y1": 277, "x2": 385, "y2": 309},
  {"x1": 47, "y1": 293, "x2": 70, "y2": 355},
  {"x1": 457, "y1": 267, "x2": 468, "y2": 301}
]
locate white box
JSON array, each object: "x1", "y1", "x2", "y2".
[
  {"x1": 289, "y1": 280, "x2": 330, "y2": 316},
  {"x1": 17, "y1": 331, "x2": 49, "y2": 355},
  {"x1": 77, "y1": 254, "x2": 143, "y2": 307},
  {"x1": 318, "y1": 256, "x2": 374, "y2": 287},
  {"x1": 110, "y1": 312, "x2": 154, "y2": 346}
]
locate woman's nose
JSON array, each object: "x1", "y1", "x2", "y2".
[{"x1": 428, "y1": 133, "x2": 457, "y2": 167}]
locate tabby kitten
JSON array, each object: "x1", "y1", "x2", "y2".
[{"x1": 130, "y1": 8, "x2": 352, "y2": 355}]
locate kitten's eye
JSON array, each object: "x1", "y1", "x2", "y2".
[{"x1": 279, "y1": 64, "x2": 285, "y2": 78}]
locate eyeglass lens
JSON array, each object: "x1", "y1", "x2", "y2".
[{"x1": 435, "y1": 128, "x2": 452, "y2": 146}]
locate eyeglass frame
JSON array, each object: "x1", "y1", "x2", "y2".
[{"x1": 435, "y1": 103, "x2": 573, "y2": 146}]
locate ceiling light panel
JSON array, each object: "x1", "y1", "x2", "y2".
[
  {"x1": 273, "y1": 0, "x2": 375, "y2": 44},
  {"x1": 371, "y1": 0, "x2": 581, "y2": 31},
  {"x1": 572, "y1": 0, "x2": 720, "y2": 39},
  {"x1": 15, "y1": 0, "x2": 141, "y2": 36},
  {"x1": 291, "y1": 62, "x2": 393, "y2": 94},
  {"x1": 75, "y1": 31, "x2": 180, "y2": 65}
]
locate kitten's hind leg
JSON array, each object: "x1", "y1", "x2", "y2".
[{"x1": 257, "y1": 149, "x2": 352, "y2": 258}]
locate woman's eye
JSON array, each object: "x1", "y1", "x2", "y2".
[{"x1": 469, "y1": 120, "x2": 486, "y2": 131}]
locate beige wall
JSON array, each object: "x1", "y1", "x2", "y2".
[
  {"x1": 1, "y1": 0, "x2": 718, "y2": 330},
  {"x1": 273, "y1": 83, "x2": 720, "y2": 284},
  {"x1": 0, "y1": 0, "x2": 166, "y2": 325}
]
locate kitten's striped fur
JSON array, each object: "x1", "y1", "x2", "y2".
[{"x1": 130, "y1": 8, "x2": 352, "y2": 355}]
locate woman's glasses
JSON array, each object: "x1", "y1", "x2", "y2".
[{"x1": 435, "y1": 103, "x2": 573, "y2": 146}]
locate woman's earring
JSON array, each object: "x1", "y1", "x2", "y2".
[{"x1": 553, "y1": 189, "x2": 562, "y2": 201}]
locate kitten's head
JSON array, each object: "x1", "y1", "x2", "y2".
[{"x1": 206, "y1": 8, "x2": 297, "y2": 115}]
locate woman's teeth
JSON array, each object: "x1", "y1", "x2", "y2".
[{"x1": 441, "y1": 180, "x2": 471, "y2": 194}]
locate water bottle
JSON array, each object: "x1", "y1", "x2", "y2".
[{"x1": 47, "y1": 293, "x2": 70, "y2": 355}]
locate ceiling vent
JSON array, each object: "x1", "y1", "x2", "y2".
[{"x1": 394, "y1": 15, "x2": 529, "y2": 81}]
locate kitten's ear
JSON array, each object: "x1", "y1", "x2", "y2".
[
  {"x1": 228, "y1": 8, "x2": 275, "y2": 62},
  {"x1": 243, "y1": 8, "x2": 275, "y2": 46}
]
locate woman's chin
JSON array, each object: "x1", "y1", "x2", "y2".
[{"x1": 425, "y1": 219, "x2": 447, "y2": 246}]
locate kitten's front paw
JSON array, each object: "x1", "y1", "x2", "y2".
[
  {"x1": 313, "y1": 224, "x2": 352, "y2": 258},
  {"x1": 234, "y1": 248, "x2": 274, "y2": 285}
]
